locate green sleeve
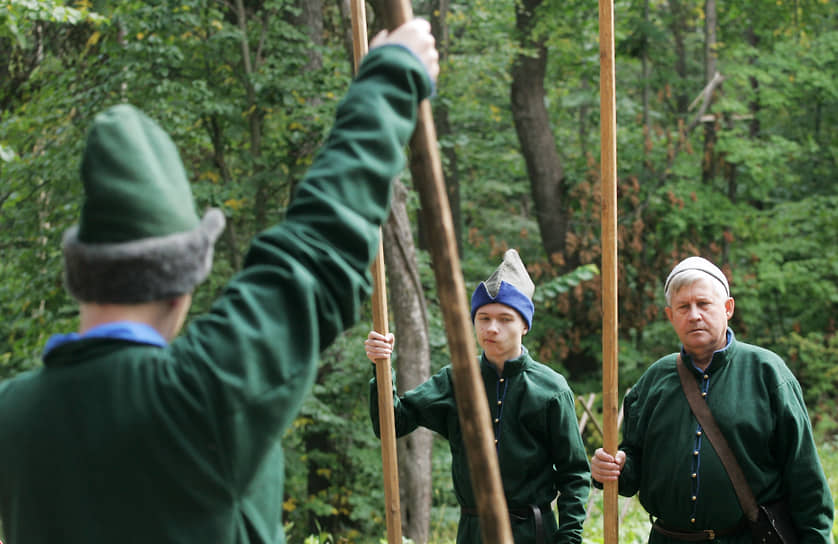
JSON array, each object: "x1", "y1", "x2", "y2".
[
  {"x1": 549, "y1": 390, "x2": 591, "y2": 544},
  {"x1": 170, "y1": 45, "x2": 432, "y2": 483},
  {"x1": 774, "y1": 379, "x2": 834, "y2": 543},
  {"x1": 615, "y1": 385, "x2": 643, "y2": 497},
  {"x1": 370, "y1": 366, "x2": 457, "y2": 439}
]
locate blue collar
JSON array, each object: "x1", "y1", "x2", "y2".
[
  {"x1": 43, "y1": 321, "x2": 167, "y2": 356},
  {"x1": 681, "y1": 328, "x2": 734, "y2": 371}
]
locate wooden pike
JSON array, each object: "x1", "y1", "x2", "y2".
[
  {"x1": 350, "y1": 2, "x2": 403, "y2": 543},
  {"x1": 598, "y1": 0, "x2": 620, "y2": 542},
  {"x1": 378, "y1": 2, "x2": 513, "y2": 543}
]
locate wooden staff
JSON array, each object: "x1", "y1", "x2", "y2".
[
  {"x1": 350, "y1": 2, "x2": 402, "y2": 543},
  {"x1": 379, "y1": 2, "x2": 513, "y2": 543},
  {"x1": 598, "y1": 0, "x2": 620, "y2": 542}
]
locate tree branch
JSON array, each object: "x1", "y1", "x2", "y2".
[{"x1": 687, "y1": 71, "x2": 725, "y2": 133}]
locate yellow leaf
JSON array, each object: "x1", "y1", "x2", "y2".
[
  {"x1": 224, "y1": 198, "x2": 246, "y2": 211},
  {"x1": 200, "y1": 170, "x2": 220, "y2": 183},
  {"x1": 136, "y1": 32, "x2": 145, "y2": 40},
  {"x1": 283, "y1": 498, "x2": 297, "y2": 512},
  {"x1": 86, "y1": 31, "x2": 100, "y2": 47},
  {"x1": 293, "y1": 416, "x2": 313, "y2": 428},
  {"x1": 211, "y1": 20, "x2": 223, "y2": 30}
]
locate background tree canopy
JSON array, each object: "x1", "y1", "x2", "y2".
[{"x1": 2, "y1": 0, "x2": 836, "y2": 541}]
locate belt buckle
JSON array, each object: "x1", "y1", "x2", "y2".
[{"x1": 704, "y1": 529, "x2": 716, "y2": 540}]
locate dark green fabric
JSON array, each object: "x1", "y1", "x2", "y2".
[
  {"x1": 617, "y1": 331, "x2": 833, "y2": 543},
  {"x1": 0, "y1": 45, "x2": 432, "y2": 544},
  {"x1": 79, "y1": 104, "x2": 201, "y2": 243},
  {"x1": 370, "y1": 347, "x2": 591, "y2": 544}
]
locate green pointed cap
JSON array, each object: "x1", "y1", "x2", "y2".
[
  {"x1": 63, "y1": 104, "x2": 225, "y2": 303},
  {"x1": 78, "y1": 104, "x2": 200, "y2": 243}
]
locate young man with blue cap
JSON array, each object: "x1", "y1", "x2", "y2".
[
  {"x1": 365, "y1": 249, "x2": 591, "y2": 543},
  {"x1": 0, "y1": 19, "x2": 438, "y2": 544}
]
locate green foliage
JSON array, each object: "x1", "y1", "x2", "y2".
[
  {"x1": 775, "y1": 332, "x2": 838, "y2": 441},
  {"x1": 281, "y1": 323, "x2": 393, "y2": 540},
  {"x1": 533, "y1": 264, "x2": 599, "y2": 303},
  {"x1": 0, "y1": 0, "x2": 106, "y2": 378},
  {"x1": 2, "y1": 0, "x2": 837, "y2": 539}
]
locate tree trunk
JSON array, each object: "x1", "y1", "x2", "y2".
[
  {"x1": 290, "y1": 0, "x2": 324, "y2": 72},
  {"x1": 510, "y1": 0, "x2": 572, "y2": 265},
  {"x1": 701, "y1": 0, "x2": 718, "y2": 183},
  {"x1": 667, "y1": 0, "x2": 689, "y2": 115},
  {"x1": 383, "y1": 180, "x2": 433, "y2": 544},
  {"x1": 642, "y1": 0, "x2": 650, "y2": 133},
  {"x1": 429, "y1": 0, "x2": 462, "y2": 256}
]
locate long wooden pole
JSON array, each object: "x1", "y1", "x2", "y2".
[
  {"x1": 379, "y1": 2, "x2": 513, "y2": 543},
  {"x1": 598, "y1": 0, "x2": 620, "y2": 542},
  {"x1": 350, "y1": 3, "x2": 402, "y2": 543}
]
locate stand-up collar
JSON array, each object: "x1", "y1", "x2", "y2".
[
  {"x1": 43, "y1": 321, "x2": 166, "y2": 360},
  {"x1": 480, "y1": 345, "x2": 531, "y2": 378},
  {"x1": 680, "y1": 328, "x2": 736, "y2": 374}
]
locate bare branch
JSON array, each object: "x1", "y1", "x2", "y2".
[{"x1": 687, "y1": 71, "x2": 725, "y2": 133}]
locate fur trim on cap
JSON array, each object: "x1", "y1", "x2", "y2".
[{"x1": 63, "y1": 209, "x2": 225, "y2": 303}]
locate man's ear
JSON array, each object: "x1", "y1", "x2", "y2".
[{"x1": 725, "y1": 297, "x2": 735, "y2": 319}]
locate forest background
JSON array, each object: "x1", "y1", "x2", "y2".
[{"x1": 1, "y1": 0, "x2": 836, "y2": 542}]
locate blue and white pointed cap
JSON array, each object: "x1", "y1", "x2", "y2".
[{"x1": 470, "y1": 249, "x2": 535, "y2": 328}]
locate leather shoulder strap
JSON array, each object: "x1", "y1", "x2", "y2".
[{"x1": 676, "y1": 354, "x2": 759, "y2": 522}]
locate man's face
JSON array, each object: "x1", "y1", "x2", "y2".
[
  {"x1": 665, "y1": 277, "x2": 733, "y2": 360},
  {"x1": 474, "y1": 303, "x2": 528, "y2": 365}
]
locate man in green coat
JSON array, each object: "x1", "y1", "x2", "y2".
[
  {"x1": 365, "y1": 249, "x2": 591, "y2": 544},
  {"x1": 0, "y1": 19, "x2": 438, "y2": 544},
  {"x1": 591, "y1": 256, "x2": 834, "y2": 543}
]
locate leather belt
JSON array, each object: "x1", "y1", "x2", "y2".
[
  {"x1": 651, "y1": 516, "x2": 749, "y2": 541},
  {"x1": 461, "y1": 504, "x2": 549, "y2": 544}
]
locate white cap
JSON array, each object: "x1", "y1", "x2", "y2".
[{"x1": 664, "y1": 256, "x2": 730, "y2": 297}]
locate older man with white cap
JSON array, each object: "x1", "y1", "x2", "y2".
[
  {"x1": 365, "y1": 249, "x2": 590, "y2": 544},
  {"x1": 590, "y1": 256, "x2": 833, "y2": 543}
]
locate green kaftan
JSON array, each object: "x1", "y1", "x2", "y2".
[
  {"x1": 0, "y1": 45, "x2": 432, "y2": 543},
  {"x1": 618, "y1": 330, "x2": 833, "y2": 543},
  {"x1": 370, "y1": 347, "x2": 591, "y2": 543}
]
